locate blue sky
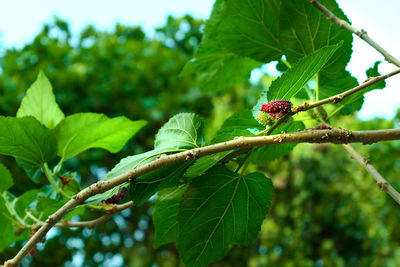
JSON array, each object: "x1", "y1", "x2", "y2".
[{"x1": 0, "y1": 0, "x2": 399, "y2": 120}]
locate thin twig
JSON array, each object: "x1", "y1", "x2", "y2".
[
  {"x1": 4, "y1": 127, "x2": 400, "y2": 266},
  {"x1": 293, "y1": 68, "x2": 400, "y2": 112},
  {"x1": 24, "y1": 201, "x2": 133, "y2": 229},
  {"x1": 342, "y1": 144, "x2": 400, "y2": 205},
  {"x1": 309, "y1": 0, "x2": 400, "y2": 67}
]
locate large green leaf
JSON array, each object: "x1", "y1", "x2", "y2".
[
  {"x1": 218, "y1": 0, "x2": 282, "y2": 62},
  {"x1": 177, "y1": 166, "x2": 274, "y2": 267},
  {"x1": 180, "y1": 0, "x2": 260, "y2": 91},
  {"x1": 16, "y1": 71, "x2": 65, "y2": 129},
  {"x1": 267, "y1": 44, "x2": 340, "y2": 100},
  {"x1": 366, "y1": 61, "x2": 386, "y2": 90},
  {"x1": 280, "y1": 0, "x2": 353, "y2": 78},
  {"x1": 0, "y1": 116, "x2": 56, "y2": 167},
  {"x1": 253, "y1": 120, "x2": 305, "y2": 163},
  {"x1": 54, "y1": 113, "x2": 146, "y2": 160},
  {"x1": 0, "y1": 163, "x2": 13, "y2": 193},
  {"x1": 154, "y1": 113, "x2": 205, "y2": 150},
  {"x1": 153, "y1": 184, "x2": 188, "y2": 248}
]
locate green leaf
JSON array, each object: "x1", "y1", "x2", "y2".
[
  {"x1": 211, "y1": 110, "x2": 262, "y2": 144},
  {"x1": 180, "y1": 0, "x2": 260, "y2": 91},
  {"x1": 0, "y1": 116, "x2": 56, "y2": 167},
  {"x1": 129, "y1": 162, "x2": 191, "y2": 205},
  {"x1": 177, "y1": 166, "x2": 274, "y2": 267},
  {"x1": 130, "y1": 162, "x2": 189, "y2": 205},
  {"x1": 332, "y1": 62, "x2": 385, "y2": 115},
  {"x1": 154, "y1": 113, "x2": 205, "y2": 150},
  {"x1": 366, "y1": 61, "x2": 385, "y2": 90},
  {"x1": 0, "y1": 195, "x2": 29, "y2": 252},
  {"x1": 14, "y1": 189, "x2": 40, "y2": 219},
  {"x1": 85, "y1": 149, "x2": 169, "y2": 203},
  {"x1": 0, "y1": 163, "x2": 13, "y2": 192},
  {"x1": 16, "y1": 71, "x2": 65, "y2": 129},
  {"x1": 319, "y1": 71, "x2": 360, "y2": 115},
  {"x1": 267, "y1": 44, "x2": 341, "y2": 101},
  {"x1": 253, "y1": 120, "x2": 305, "y2": 163},
  {"x1": 54, "y1": 113, "x2": 147, "y2": 160},
  {"x1": 185, "y1": 110, "x2": 263, "y2": 179},
  {"x1": 279, "y1": 0, "x2": 353, "y2": 78},
  {"x1": 185, "y1": 150, "x2": 232, "y2": 179},
  {"x1": 218, "y1": 0, "x2": 282, "y2": 62},
  {"x1": 153, "y1": 184, "x2": 188, "y2": 248}
]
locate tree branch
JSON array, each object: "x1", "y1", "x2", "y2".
[
  {"x1": 293, "y1": 68, "x2": 400, "y2": 112},
  {"x1": 25, "y1": 201, "x2": 133, "y2": 229},
  {"x1": 4, "y1": 128, "x2": 400, "y2": 266},
  {"x1": 342, "y1": 144, "x2": 400, "y2": 205},
  {"x1": 309, "y1": 0, "x2": 400, "y2": 68}
]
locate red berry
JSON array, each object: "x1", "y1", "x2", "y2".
[
  {"x1": 104, "y1": 189, "x2": 125, "y2": 204},
  {"x1": 260, "y1": 100, "x2": 292, "y2": 114},
  {"x1": 314, "y1": 124, "x2": 330, "y2": 130}
]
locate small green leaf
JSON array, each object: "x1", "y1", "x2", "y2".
[
  {"x1": 155, "y1": 113, "x2": 205, "y2": 150},
  {"x1": 280, "y1": 0, "x2": 353, "y2": 79},
  {"x1": 16, "y1": 71, "x2": 65, "y2": 129},
  {"x1": 129, "y1": 162, "x2": 191, "y2": 205},
  {"x1": 177, "y1": 166, "x2": 274, "y2": 267},
  {"x1": 153, "y1": 184, "x2": 188, "y2": 248},
  {"x1": 0, "y1": 116, "x2": 56, "y2": 167},
  {"x1": 267, "y1": 44, "x2": 341, "y2": 101},
  {"x1": 0, "y1": 163, "x2": 13, "y2": 192},
  {"x1": 14, "y1": 189, "x2": 40, "y2": 220},
  {"x1": 54, "y1": 113, "x2": 147, "y2": 160},
  {"x1": 0, "y1": 195, "x2": 29, "y2": 252},
  {"x1": 366, "y1": 61, "x2": 385, "y2": 90},
  {"x1": 253, "y1": 121, "x2": 305, "y2": 163},
  {"x1": 218, "y1": 0, "x2": 282, "y2": 62}
]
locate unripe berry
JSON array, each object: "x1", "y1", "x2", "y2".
[{"x1": 257, "y1": 112, "x2": 274, "y2": 126}]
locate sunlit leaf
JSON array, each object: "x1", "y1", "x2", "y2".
[
  {"x1": 155, "y1": 113, "x2": 205, "y2": 150},
  {"x1": 54, "y1": 113, "x2": 146, "y2": 160},
  {"x1": 16, "y1": 71, "x2": 65, "y2": 129}
]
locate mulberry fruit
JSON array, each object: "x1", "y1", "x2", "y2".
[
  {"x1": 104, "y1": 189, "x2": 125, "y2": 204},
  {"x1": 260, "y1": 100, "x2": 292, "y2": 114}
]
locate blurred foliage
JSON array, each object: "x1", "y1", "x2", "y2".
[{"x1": 1, "y1": 16, "x2": 400, "y2": 267}]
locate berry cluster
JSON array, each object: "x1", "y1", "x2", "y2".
[
  {"x1": 257, "y1": 100, "x2": 292, "y2": 126},
  {"x1": 260, "y1": 100, "x2": 292, "y2": 114}
]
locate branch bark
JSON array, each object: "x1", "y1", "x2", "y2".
[
  {"x1": 4, "y1": 127, "x2": 400, "y2": 266},
  {"x1": 309, "y1": 0, "x2": 400, "y2": 68},
  {"x1": 25, "y1": 201, "x2": 133, "y2": 229},
  {"x1": 342, "y1": 144, "x2": 400, "y2": 205},
  {"x1": 293, "y1": 68, "x2": 400, "y2": 112}
]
